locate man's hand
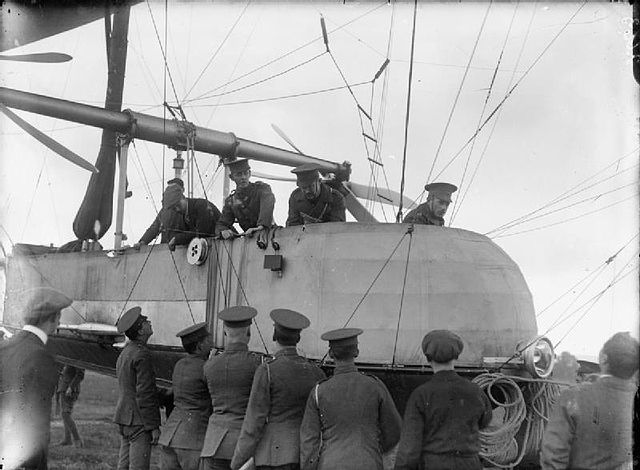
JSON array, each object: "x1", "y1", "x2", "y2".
[
  {"x1": 132, "y1": 242, "x2": 142, "y2": 251},
  {"x1": 151, "y1": 428, "x2": 160, "y2": 445},
  {"x1": 168, "y1": 238, "x2": 176, "y2": 251},
  {"x1": 65, "y1": 389, "x2": 74, "y2": 399},
  {"x1": 244, "y1": 225, "x2": 265, "y2": 238},
  {"x1": 221, "y1": 229, "x2": 235, "y2": 240}
]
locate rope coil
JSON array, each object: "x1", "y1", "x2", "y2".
[{"x1": 472, "y1": 373, "x2": 564, "y2": 468}]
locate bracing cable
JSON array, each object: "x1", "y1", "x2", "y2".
[
  {"x1": 391, "y1": 227, "x2": 413, "y2": 365},
  {"x1": 167, "y1": 249, "x2": 196, "y2": 324}
]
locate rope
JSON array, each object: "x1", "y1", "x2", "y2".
[
  {"x1": 342, "y1": 229, "x2": 410, "y2": 327},
  {"x1": 396, "y1": 0, "x2": 418, "y2": 222},
  {"x1": 391, "y1": 227, "x2": 413, "y2": 364},
  {"x1": 219, "y1": 238, "x2": 269, "y2": 354},
  {"x1": 473, "y1": 373, "x2": 565, "y2": 468},
  {"x1": 167, "y1": 249, "x2": 196, "y2": 324},
  {"x1": 115, "y1": 242, "x2": 157, "y2": 324}
]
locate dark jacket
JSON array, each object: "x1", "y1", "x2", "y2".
[
  {"x1": 57, "y1": 364, "x2": 85, "y2": 401},
  {"x1": 139, "y1": 209, "x2": 186, "y2": 244},
  {"x1": 231, "y1": 347, "x2": 326, "y2": 469},
  {"x1": 0, "y1": 330, "x2": 60, "y2": 468},
  {"x1": 300, "y1": 364, "x2": 402, "y2": 470},
  {"x1": 113, "y1": 341, "x2": 161, "y2": 430},
  {"x1": 540, "y1": 375, "x2": 636, "y2": 469},
  {"x1": 286, "y1": 184, "x2": 346, "y2": 226},
  {"x1": 403, "y1": 202, "x2": 444, "y2": 226},
  {"x1": 394, "y1": 370, "x2": 492, "y2": 470},
  {"x1": 159, "y1": 355, "x2": 212, "y2": 450},
  {"x1": 216, "y1": 181, "x2": 275, "y2": 234},
  {"x1": 201, "y1": 342, "x2": 262, "y2": 459}
]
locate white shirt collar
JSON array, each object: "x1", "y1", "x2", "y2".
[{"x1": 23, "y1": 325, "x2": 48, "y2": 345}]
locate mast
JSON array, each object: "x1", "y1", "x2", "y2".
[{"x1": 0, "y1": 87, "x2": 351, "y2": 180}]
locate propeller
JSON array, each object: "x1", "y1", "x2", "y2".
[
  {"x1": 0, "y1": 53, "x2": 73, "y2": 63},
  {"x1": 271, "y1": 123, "x2": 305, "y2": 155},
  {"x1": 0, "y1": 103, "x2": 98, "y2": 173}
]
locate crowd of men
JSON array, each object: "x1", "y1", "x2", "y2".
[
  {"x1": 0, "y1": 286, "x2": 637, "y2": 470},
  {"x1": 133, "y1": 158, "x2": 459, "y2": 251}
]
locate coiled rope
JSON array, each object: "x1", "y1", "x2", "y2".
[{"x1": 472, "y1": 373, "x2": 564, "y2": 468}]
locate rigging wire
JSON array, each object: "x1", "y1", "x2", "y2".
[
  {"x1": 485, "y1": 150, "x2": 639, "y2": 236},
  {"x1": 449, "y1": 1, "x2": 519, "y2": 224},
  {"x1": 552, "y1": 253, "x2": 639, "y2": 348},
  {"x1": 391, "y1": 227, "x2": 413, "y2": 365},
  {"x1": 433, "y1": 1, "x2": 588, "y2": 181},
  {"x1": 186, "y1": 1, "x2": 388, "y2": 104},
  {"x1": 491, "y1": 193, "x2": 637, "y2": 239},
  {"x1": 424, "y1": 1, "x2": 493, "y2": 185},
  {"x1": 183, "y1": 1, "x2": 251, "y2": 102},
  {"x1": 130, "y1": 141, "x2": 159, "y2": 214},
  {"x1": 396, "y1": 0, "x2": 419, "y2": 222},
  {"x1": 188, "y1": 81, "x2": 370, "y2": 107},
  {"x1": 452, "y1": 1, "x2": 535, "y2": 222},
  {"x1": 489, "y1": 181, "x2": 637, "y2": 237},
  {"x1": 188, "y1": 52, "x2": 326, "y2": 103},
  {"x1": 115, "y1": 242, "x2": 158, "y2": 324}
]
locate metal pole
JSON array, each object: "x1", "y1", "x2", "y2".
[{"x1": 114, "y1": 136, "x2": 130, "y2": 250}]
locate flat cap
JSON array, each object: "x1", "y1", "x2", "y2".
[
  {"x1": 270, "y1": 309, "x2": 310, "y2": 332},
  {"x1": 291, "y1": 163, "x2": 321, "y2": 186},
  {"x1": 176, "y1": 322, "x2": 209, "y2": 346},
  {"x1": 422, "y1": 329, "x2": 464, "y2": 363},
  {"x1": 162, "y1": 184, "x2": 184, "y2": 210},
  {"x1": 425, "y1": 182, "x2": 458, "y2": 202},
  {"x1": 23, "y1": 287, "x2": 72, "y2": 321},
  {"x1": 321, "y1": 327, "x2": 363, "y2": 347},
  {"x1": 225, "y1": 158, "x2": 251, "y2": 173},
  {"x1": 116, "y1": 306, "x2": 146, "y2": 333},
  {"x1": 218, "y1": 306, "x2": 257, "y2": 327},
  {"x1": 167, "y1": 177, "x2": 185, "y2": 189}
]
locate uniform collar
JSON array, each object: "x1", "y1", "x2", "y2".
[
  {"x1": 225, "y1": 342, "x2": 249, "y2": 352},
  {"x1": 334, "y1": 363, "x2": 358, "y2": 375},
  {"x1": 598, "y1": 375, "x2": 638, "y2": 392},
  {"x1": 275, "y1": 346, "x2": 299, "y2": 357},
  {"x1": 23, "y1": 325, "x2": 48, "y2": 345}
]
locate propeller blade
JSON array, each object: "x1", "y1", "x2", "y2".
[
  {"x1": 0, "y1": 53, "x2": 73, "y2": 63},
  {"x1": 271, "y1": 123, "x2": 305, "y2": 155},
  {"x1": 251, "y1": 170, "x2": 296, "y2": 182},
  {"x1": 0, "y1": 103, "x2": 98, "y2": 173},
  {"x1": 346, "y1": 181, "x2": 415, "y2": 208}
]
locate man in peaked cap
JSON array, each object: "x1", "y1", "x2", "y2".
[
  {"x1": 114, "y1": 307, "x2": 162, "y2": 470},
  {"x1": 159, "y1": 322, "x2": 213, "y2": 470},
  {"x1": 0, "y1": 287, "x2": 71, "y2": 470},
  {"x1": 403, "y1": 182, "x2": 457, "y2": 227},
  {"x1": 137, "y1": 181, "x2": 221, "y2": 251},
  {"x1": 231, "y1": 309, "x2": 325, "y2": 470},
  {"x1": 394, "y1": 330, "x2": 492, "y2": 470},
  {"x1": 215, "y1": 158, "x2": 276, "y2": 240},
  {"x1": 286, "y1": 163, "x2": 346, "y2": 226},
  {"x1": 201, "y1": 306, "x2": 262, "y2": 470},
  {"x1": 300, "y1": 328, "x2": 401, "y2": 470}
]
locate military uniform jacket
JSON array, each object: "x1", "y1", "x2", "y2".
[
  {"x1": 394, "y1": 370, "x2": 492, "y2": 470},
  {"x1": 300, "y1": 364, "x2": 402, "y2": 470},
  {"x1": 540, "y1": 375, "x2": 636, "y2": 470},
  {"x1": 139, "y1": 209, "x2": 187, "y2": 244},
  {"x1": 167, "y1": 198, "x2": 222, "y2": 246},
  {"x1": 216, "y1": 181, "x2": 275, "y2": 234},
  {"x1": 402, "y1": 203, "x2": 444, "y2": 226},
  {"x1": 0, "y1": 330, "x2": 60, "y2": 461},
  {"x1": 201, "y1": 342, "x2": 261, "y2": 459},
  {"x1": 231, "y1": 347, "x2": 326, "y2": 469},
  {"x1": 286, "y1": 184, "x2": 346, "y2": 226},
  {"x1": 113, "y1": 341, "x2": 161, "y2": 430},
  {"x1": 158, "y1": 355, "x2": 212, "y2": 450}
]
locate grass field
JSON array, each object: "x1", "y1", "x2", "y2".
[{"x1": 48, "y1": 372, "x2": 162, "y2": 470}]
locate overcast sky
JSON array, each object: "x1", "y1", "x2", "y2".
[{"x1": 0, "y1": 1, "x2": 637, "y2": 358}]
